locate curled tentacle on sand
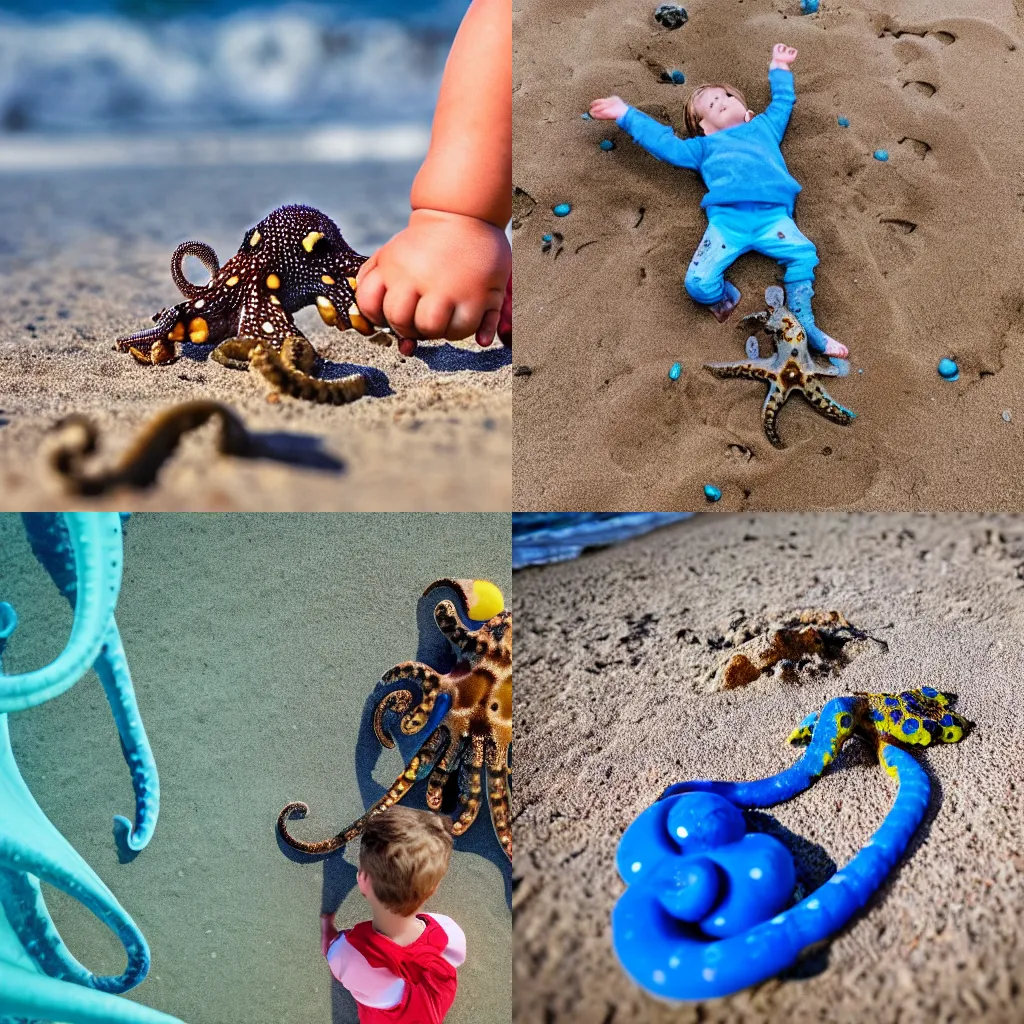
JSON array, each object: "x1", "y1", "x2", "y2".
[
  {"x1": 50, "y1": 401, "x2": 262, "y2": 496},
  {"x1": 614, "y1": 689, "x2": 971, "y2": 999}
]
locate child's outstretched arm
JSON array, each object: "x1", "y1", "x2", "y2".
[
  {"x1": 590, "y1": 95, "x2": 702, "y2": 170},
  {"x1": 761, "y1": 43, "x2": 798, "y2": 141},
  {"x1": 355, "y1": 0, "x2": 511, "y2": 348}
]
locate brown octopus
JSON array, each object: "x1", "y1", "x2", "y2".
[
  {"x1": 277, "y1": 578, "x2": 512, "y2": 860},
  {"x1": 116, "y1": 204, "x2": 412, "y2": 404}
]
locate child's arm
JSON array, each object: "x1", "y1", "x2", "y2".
[
  {"x1": 355, "y1": 0, "x2": 511, "y2": 345},
  {"x1": 590, "y1": 96, "x2": 702, "y2": 170},
  {"x1": 321, "y1": 912, "x2": 341, "y2": 958},
  {"x1": 760, "y1": 44, "x2": 798, "y2": 141}
]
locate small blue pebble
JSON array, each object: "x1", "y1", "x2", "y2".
[
  {"x1": 542, "y1": 234, "x2": 553, "y2": 243},
  {"x1": 553, "y1": 203, "x2": 572, "y2": 217},
  {"x1": 938, "y1": 358, "x2": 959, "y2": 381},
  {"x1": 703, "y1": 484, "x2": 721, "y2": 502},
  {"x1": 581, "y1": 112, "x2": 592, "y2": 120},
  {"x1": 600, "y1": 139, "x2": 615, "y2": 151},
  {"x1": 837, "y1": 116, "x2": 850, "y2": 127},
  {"x1": 800, "y1": 0, "x2": 819, "y2": 12},
  {"x1": 670, "y1": 70, "x2": 686, "y2": 84},
  {"x1": 668, "y1": 362, "x2": 682, "y2": 380},
  {"x1": 874, "y1": 149, "x2": 889, "y2": 161}
]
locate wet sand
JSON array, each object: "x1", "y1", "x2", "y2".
[
  {"x1": 0, "y1": 162, "x2": 510, "y2": 510},
  {"x1": 513, "y1": 513, "x2": 1024, "y2": 1023},
  {"x1": 512, "y1": 0, "x2": 1024, "y2": 510},
  {"x1": 1, "y1": 512, "x2": 512, "y2": 1024}
]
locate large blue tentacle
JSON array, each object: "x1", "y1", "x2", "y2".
[
  {"x1": 0, "y1": 513, "x2": 123, "y2": 712},
  {"x1": 95, "y1": 622, "x2": 160, "y2": 852},
  {"x1": 661, "y1": 697, "x2": 859, "y2": 807},
  {"x1": 19, "y1": 513, "x2": 159, "y2": 851},
  {"x1": 0, "y1": 717, "x2": 150, "y2": 993},
  {"x1": 0, "y1": 965, "x2": 184, "y2": 1024},
  {"x1": 613, "y1": 714, "x2": 930, "y2": 1000}
]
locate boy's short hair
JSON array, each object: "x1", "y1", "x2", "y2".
[
  {"x1": 360, "y1": 808, "x2": 454, "y2": 916},
  {"x1": 684, "y1": 82, "x2": 749, "y2": 137}
]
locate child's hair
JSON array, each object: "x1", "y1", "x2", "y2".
[
  {"x1": 684, "y1": 82, "x2": 748, "y2": 137},
  {"x1": 360, "y1": 808, "x2": 454, "y2": 916}
]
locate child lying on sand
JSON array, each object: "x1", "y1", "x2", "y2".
[
  {"x1": 590, "y1": 43, "x2": 847, "y2": 360},
  {"x1": 355, "y1": 0, "x2": 512, "y2": 351}
]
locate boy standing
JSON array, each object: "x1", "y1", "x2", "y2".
[{"x1": 320, "y1": 808, "x2": 466, "y2": 1023}]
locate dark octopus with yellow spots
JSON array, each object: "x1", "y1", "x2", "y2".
[
  {"x1": 116, "y1": 205, "x2": 409, "y2": 404},
  {"x1": 277, "y1": 578, "x2": 512, "y2": 860}
]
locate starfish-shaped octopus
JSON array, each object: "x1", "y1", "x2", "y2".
[{"x1": 704, "y1": 286, "x2": 855, "y2": 449}]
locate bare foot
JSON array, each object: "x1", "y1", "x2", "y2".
[
  {"x1": 321, "y1": 913, "x2": 340, "y2": 957},
  {"x1": 821, "y1": 335, "x2": 849, "y2": 359},
  {"x1": 710, "y1": 282, "x2": 741, "y2": 323}
]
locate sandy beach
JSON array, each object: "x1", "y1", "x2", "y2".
[
  {"x1": 0, "y1": 161, "x2": 510, "y2": 510},
  {"x1": 1, "y1": 512, "x2": 512, "y2": 1024},
  {"x1": 512, "y1": 0, "x2": 1024, "y2": 510},
  {"x1": 513, "y1": 514, "x2": 1024, "y2": 1023}
]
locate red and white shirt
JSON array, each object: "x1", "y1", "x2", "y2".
[{"x1": 327, "y1": 914, "x2": 466, "y2": 1024}]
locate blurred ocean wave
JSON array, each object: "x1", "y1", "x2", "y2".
[
  {"x1": 0, "y1": 2, "x2": 462, "y2": 137},
  {"x1": 512, "y1": 514, "x2": 696, "y2": 569}
]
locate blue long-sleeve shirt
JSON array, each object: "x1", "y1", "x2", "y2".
[{"x1": 615, "y1": 68, "x2": 802, "y2": 213}]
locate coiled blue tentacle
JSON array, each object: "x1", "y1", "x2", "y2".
[
  {"x1": 17, "y1": 513, "x2": 159, "y2": 851},
  {"x1": 613, "y1": 697, "x2": 933, "y2": 1000}
]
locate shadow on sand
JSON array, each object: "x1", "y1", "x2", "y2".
[{"x1": 273, "y1": 582, "x2": 511, "y2": 1022}]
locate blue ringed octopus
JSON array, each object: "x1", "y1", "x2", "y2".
[
  {"x1": 277, "y1": 578, "x2": 512, "y2": 860},
  {"x1": 116, "y1": 204, "x2": 415, "y2": 405},
  {"x1": 613, "y1": 687, "x2": 970, "y2": 999}
]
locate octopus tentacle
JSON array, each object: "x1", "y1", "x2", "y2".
[
  {"x1": 433, "y1": 600, "x2": 484, "y2": 654},
  {"x1": 49, "y1": 402, "x2": 260, "y2": 497},
  {"x1": 485, "y1": 739, "x2": 512, "y2": 859},
  {"x1": 381, "y1": 660, "x2": 446, "y2": 735},
  {"x1": 373, "y1": 689, "x2": 413, "y2": 748},
  {"x1": 115, "y1": 307, "x2": 182, "y2": 365},
  {"x1": 277, "y1": 726, "x2": 447, "y2": 854},
  {"x1": 249, "y1": 336, "x2": 366, "y2": 405},
  {"x1": 170, "y1": 241, "x2": 219, "y2": 300},
  {"x1": 426, "y1": 732, "x2": 463, "y2": 809},
  {"x1": 451, "y1": 735, "x2": 485, "y2": 835}
]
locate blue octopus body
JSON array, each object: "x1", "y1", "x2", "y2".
[{"x1": 613, "y1": 691, "x2": 970, "y2": 1001}]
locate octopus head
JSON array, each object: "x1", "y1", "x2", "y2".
[{"x1": 241, "y1": 204, "x2": 377, "y2": 338}]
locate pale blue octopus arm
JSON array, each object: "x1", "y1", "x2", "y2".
[
  {"x1": 94, "y1": 621, "x2": 160, "y2": 852},
  {"x1": 0, "y1": 513, "x2": 123, "y2": 713},
  {"x1": 17, "y1": 512, "x2": 159, "y2": 851}
]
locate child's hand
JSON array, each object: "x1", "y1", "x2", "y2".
[
  {"x1": 589, "y1": 96, "x2": 629, "y2": 121},
  {"x1": 769, "y1": 44, "x2": 798, "y2": 70},
  {"x1": 355, "y1": 209, "x2": 510, "y2": 350},
  {"x1": 321, "y1": 913, "x2": 340, "y2": 958}
]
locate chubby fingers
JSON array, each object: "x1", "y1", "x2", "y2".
[
  {"x1": 475, "y1": 308, "x2": 501, "y2": 348},
  {"x1": 352, "y1": 264, "x2": 387, "y2": 327},
  {"x1": 382, "y1": 287, "x2": 423, "y2": 340}
]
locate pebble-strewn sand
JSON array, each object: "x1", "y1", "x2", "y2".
[
  {"x1": 514, "y1": 514, "x2": 1024, "y2": 1023},
  {"x1": 512, "y1": 0, "x2": 1024, "y2": 510}
]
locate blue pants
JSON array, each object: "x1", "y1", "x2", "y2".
[{"x1": 684, "y1": 202, "x2": 819, "y2": 306}]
